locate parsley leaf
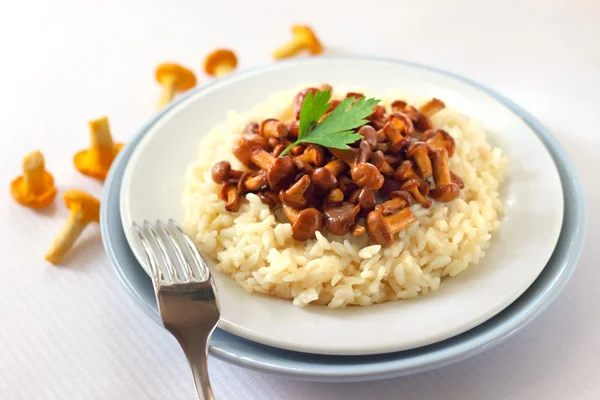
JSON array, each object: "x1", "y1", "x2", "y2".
[
  {"x1": 298, "y1": 90, "x2": 331, "y2": 140},
  {"x1": 279, "y1": 90, "x2": 380, "y2": 157}
]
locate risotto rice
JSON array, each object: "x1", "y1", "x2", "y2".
[{"x1": 183, "y1": 86, "x2": 507, "y2": 308}]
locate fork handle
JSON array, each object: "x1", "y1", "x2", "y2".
[{"x1": 179, "y1": 335, "x2": 215, "y2": 400}]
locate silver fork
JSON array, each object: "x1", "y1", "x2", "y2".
[{"x1": 132, "y1": 219, "x2": 220, "y2": 400}]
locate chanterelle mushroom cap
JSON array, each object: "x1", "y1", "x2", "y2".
[
  {"x1": 279, "y1": 174, "x2": 311, "y2": 208},
  {"x1": 422, "y1": 129, "x2": 456, "y2": 157},
  {"x1": 64, "y1": 190, "x2": 101, "y2": 223},
  {"x1": 430, "y1": 183, "x2": 461, "y2": 202},
  {"x1": 291, "y1": 25, "x2": 323, "y2": 54},
  {"x1": 204, "y1": 49, "x2": 238, "y2": 77},
  {"x1": 10, "y1": 150, "x2": 57, "y2": 209},
  {"x1": 350, "y1": 163, "x2": 385, "y2": 190},
  {"x1": 267, "y1": 156, "x2": 296, "y2": 190},
  {"x1": 366, "y1": 210, "x2": 393, "y2": 247},
  {"x1": 366, "y1": 208, "x2": 417, "y2": 247},
  {"x1": 283, "y1": 205, "x2": 323, "y2": 241},
  {"x1": 323, "y1": 202, "x2": 360, "y2": 236},
  {"x1": 155, "y1": 63, "x2": 197, "y2": 90}
]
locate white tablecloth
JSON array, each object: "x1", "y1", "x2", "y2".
[{"x1": 1, "y1": 0, "x2": 598, "y2": 399}]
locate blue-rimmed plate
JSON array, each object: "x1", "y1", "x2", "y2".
[
  {"x1": 101, "y1": 57, "x2": 586, "y2": 381},
  {"x1": 119, "y1": 58, "x2": 564, "y2": 356}
]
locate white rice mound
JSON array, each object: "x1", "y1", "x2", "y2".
[{"x1": 183, "y1": 85, "x2": 507, "y2": 308}]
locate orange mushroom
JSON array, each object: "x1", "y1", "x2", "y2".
[
  {"x1": 73, "y1": 117, "x2": 123, "y2": 181},
  {"x1": 366, "y1": 208, "x2": 417, "y2": 247},
  {"x1": 10, "y1": 150, "x2": 57, "y2": 209},
  {"x1": 45, "y1": 190, "x2": 100, "y2": 265},
  {"x1": 418, "y1": 98, "x2": 446, "y2": 117},
  {"x1": 282, "y1": 205, "x2": 323, "y2": 241},
  {"x1": 430, "y1": 149, "x2": 461, "y2": 202},
  {"x1": 155, "y1": 63, "x2": 197, "y2": 108},
  {"x1": 272, "y1": 25, "x2": 323, "y2": 60},
  {"x1": 204, "y1": 49, "x2": 238, "y2": 77},
  {"x1": 407, "y1": 142, "x2": 433, "y2": 179}
]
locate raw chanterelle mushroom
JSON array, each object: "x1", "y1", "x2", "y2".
[
  {"x1": 155, "y1": 63, "x2": 197, "y2": 109},
  {"x1": 73, "y1": 117, "x2": 123, "y2": 181},
  {"x1": 204, "y1": 49, "x2": 238, "y2": 77},
  {"x1": 10, "y1": 150, "x2": 57, "y2": 209},
  {"x1": 272, "y1": 25, "x2": 323, "y2": 60},
  {"x1": 45, "y1": 190, "x2": 100, "y2": 265}
]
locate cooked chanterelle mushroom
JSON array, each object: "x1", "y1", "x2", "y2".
[
  {"x1": 283, "y1": 205, "x2": 323, "y2": 241},
  {"x1": 204, "y1": 49, "x2": 238, "y2": 77},
  {"x1": 155, "y1": 63, "x2": 197, "y2": 108},
  {"x1": 10, "y1": 150, "x2": 57, "y2": 209},
  {"x1": 366, "y1": 208, "x2": 417, "y2": 247},
  {"x1": 208, "y1": 87, "x2": 463, "y2": 246},
  {"x1": 272, "y1": 25, "x2": 323, "y2": 60},
  {"x1": 45, "y1": 190, "x2": 100, "y2": 264}
]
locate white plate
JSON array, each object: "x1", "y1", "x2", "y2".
[{"x1": 120, "y1": 58, "x2": 563, "y2": 356}]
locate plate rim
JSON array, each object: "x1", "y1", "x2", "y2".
[
  {"x1": 117, "y1": 56, "x2": 564, "y2": 355},
  {"x1": 101, "y1": 56, "x2": 587, "y2": 381}
]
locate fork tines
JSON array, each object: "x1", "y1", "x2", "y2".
[{"x1": 132, "y1": 219, "x2": 210, "y2": 284}]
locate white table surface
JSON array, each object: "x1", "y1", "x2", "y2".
[{"x1": 1, "y1": 0, "x2": 598, "y2": 399}]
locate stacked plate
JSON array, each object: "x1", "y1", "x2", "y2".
[{"x1": 101, "y1": 57, "x2": 586, "y2": 382}]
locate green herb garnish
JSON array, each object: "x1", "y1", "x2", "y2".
[{"x1": 278, "y1": 89, "x2": 381, "y2": 157}]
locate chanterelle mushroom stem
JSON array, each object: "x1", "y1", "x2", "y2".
[
  {"x1": 45, "y1": 210, "x2": 88, "y2": 263},
  {"x1": 272, "y1": 25, "x2": 323, "y2": 60},
  {"x1": 386, "y1": 208, "x2": 417, "y2": 233},
  {"x1": 250, "y1": 147, "x2": 275, "y2": 170},
  {"x1": 214, "y1": 64, "x2": 233, "y2": 77},
  {"x1": 158, "y1": 76, "x2": 175, "y2": 107},
  {"x1": 401, "y1": 178, "x2": 432, "y2": 208},
  {"x1": 418, "y1": 98, "x2": 445, "y2": 117},
  {"x1": 430, "y1": 149, "x2": 461, "y2": 202},
  {"x1": 220, "y1": 182, "x2": 241, "y2": 212},
  {"x1": 89, "y1": 118, "x2": 116, "y2": 169},
  {"x1": 23, "y1": 151, "x2": 47, "y2": 193},
  {"x1": 273, "y1": 37, "x2": 306, "y2": 59},
  {"x1": 407, "y1": 143, "x2": 433, "y2": 179},
  {"x1": 45, "y1": 190, "x2": 100, "y2": 265},
  {"x1": 324, "y1": 159, "x2": 348, "y2": 176},
  {"x1": 432, "y1": 149, "x2": 452, "y2": 186}
]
